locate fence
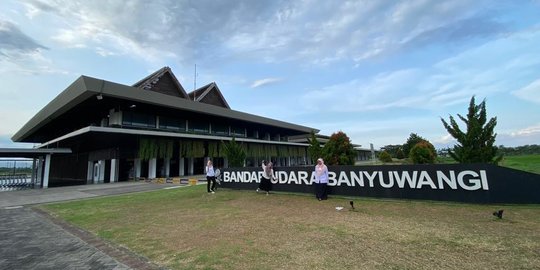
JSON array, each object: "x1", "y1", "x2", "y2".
[{"x1": 0, "y1": 159, "x2": 35, "y2": 191}]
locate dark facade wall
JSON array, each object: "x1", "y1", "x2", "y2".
[
  {"x1": 49, "y1": 153, "x2": 89, "y2": 187},
  {"x1": 221, "y1": 164, "x2": 540, "y2": 204}
]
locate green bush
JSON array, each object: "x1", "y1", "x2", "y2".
[
  {"x1": 396, "y1": 148, "x2": 405, "y2": 159},
  {"x1": 221, "y1": 138, "x2": 246, "y2": 167},
  {"x1": 378, "y1": 151, "x2": 393, "y2": 163},
  {"x1": 410, "y1": 141, "x2": 436, "y2": 164},
  {"x1": 322, "y1": 131, "x2": 356, "y2": 165}
]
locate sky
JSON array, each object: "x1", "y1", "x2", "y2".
[{"x1": 1, "y1": 0, "x2": 540, "y2": 150}]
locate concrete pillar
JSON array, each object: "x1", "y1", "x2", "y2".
[
  {"x1": 99, "y1": 160, "x2": 106, "y2": 182},
  {"x1": 43, "y1": 154, "x2": 51, "y2": 188},
  {"x1": 93, "y1": 162, "x2": 99, "y2": 184},
  {"x1": 31, "y1": 158, "x2": 37, "y2": 187},
  {"x1": 165, "y1": 158, "x2": 170, "y2": 177},
  {"x1": 188, "y1": 158, "x2": 194, "y2": 175},
  {"x1": 149, "y1": 158, "x2": 157, "y2": 179},
  {"x1": 37, "y1": 156, "x2": 43, "y2": 187},
  {"x1": 224, "y1": 158, "x2": 228, "y2": 168},
  {"x1": 135, "y1": 158, "x2": 141, "y2": 178},
  {"x1": 110, "y1": 159, "x2": 118, "y2": 183},
  {"x1": 87, "y1": 161, "x2": 93, "y2": 183},
  {"x1": 179, "y1": 157, "x2": 185, "y2": 176}
]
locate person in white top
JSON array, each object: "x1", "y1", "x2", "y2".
[
  {"x1": 314, "y1": 158, "x2": 329, "y2": 201},
  {"x1": 257, "y1": 160, "x2": 274, "y2": 195},
  {"x1": 205, "y1": 159, "x2": 216, "y2": 193}
]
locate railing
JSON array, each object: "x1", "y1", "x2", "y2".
[{"x1": 0, "y1": 174, "x2": 34, "y2": 191}]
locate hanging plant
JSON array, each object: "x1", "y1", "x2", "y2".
[
  {"x1": 255, "y1": 144, "x2": 264, "y2": 158},
  {"x1": 185, "y1": 140, "x2": 193, "y2": 157},
  {"x1": 158, "y1": 139, "x2": 173, "y2": 159},
  {"x1": 208, "y1": 141, "x2": 219, "y2": 158},
  {"x1": 193, "y1": 141, "x2": 205, "y2": 157},
  {"x1": 138, "y1": 138, "x2": 158, "y2": 161}
]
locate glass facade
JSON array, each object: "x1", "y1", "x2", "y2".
[
  {"x1": 121, "y1": 111, "x2": 276, "y2": 140},
  {"x1": 159, "y1": 116, "x2": 186, "y2": 131},
  {"x1": 122, "y1": 111, "x2": 156, "y2": 129}
]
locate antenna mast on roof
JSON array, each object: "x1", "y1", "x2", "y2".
[{"x1": 194, "y1": 64, "x2": 197, "y2": 101}]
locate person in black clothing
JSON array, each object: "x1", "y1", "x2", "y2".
[
  {"x1": 205, "y1": 159, "x2": 216, "y2": 193},
  {"x1": 257, "y1": 160, "x2": 274, "y2": 195}
]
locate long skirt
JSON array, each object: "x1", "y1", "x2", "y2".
[
  {"x1": 315, "y1": 183, "x2": 328, "y2": 200},
  {"x1": 258, "y1": 176, "x2": 272, "y2": 192}
]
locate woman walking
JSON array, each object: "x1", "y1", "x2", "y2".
[
  {"x1": 257, "y1": 160, "x2": 274, "y2": 195},
  {"x1": 205, "y1": 159, "x2": 217, "y2": 194}
]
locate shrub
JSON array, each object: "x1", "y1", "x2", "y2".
[
  {"x1": 378, "y1": 151, "x2": 393, "y2": 163},
  {"x1": 409, "y1": 141, "x2": 436, "y2": 164},
  {"x1": 396, "y1": 148, "x2": 405, "y2": 159},
  {"x1": 322, "y1": 131, "x2": 356, "y2": 165}
]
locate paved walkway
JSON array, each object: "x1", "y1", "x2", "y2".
[{"x1": 0, "y1": 179, "x2": 204, "y2": 270}]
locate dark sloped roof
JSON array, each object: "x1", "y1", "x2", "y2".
[
  {"x1": 132, "y1": 66, "x2": 189, "y2": 98},
  {"x1": 12, "y1": 75, "x2": 318, "y2": 142},
  {"x1": 188, "y1": 82, "x2": 231, "y2": 109}
]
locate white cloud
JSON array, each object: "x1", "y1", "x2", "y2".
[
  {"x1": 512, "y1": 78, "x2": 540, "y2": 104},
  {"x1": 15, "y1": 0, "x2": 503, "y2": 67},
  {"x1": 250, "y1": 78, "x2": 283, "y2": 88},
  {"x1": 301, "y1": 27, "x2": 540, "y2": 113},
  {"x1": 509, "y1": 124, "x2": 540, "y2": 137}
]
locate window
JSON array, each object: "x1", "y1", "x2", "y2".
[
  {"x1": 231, "y1": 126, "x2": 246, "y2": 137},
  {"x1": 159, "y1": 116, "x2": 186, "y2": 131},
  {"x1": 212, "y1": 123, "x2": 229, "y2": 136},
  {"x1": 122, "y1": 111, "x2": 156, "y2": 129},
  {"x1": 188, "y1": 121, "x2": 209, "y2": 134}
]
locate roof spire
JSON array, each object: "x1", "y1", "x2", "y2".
[{"x1": 193, "y1": 64, "x2": 197, "y2": 101}]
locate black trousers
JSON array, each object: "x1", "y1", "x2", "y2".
[
  {"x1": 207, "y1": 176, "x2": 216, "y2": 192},
  {"x1": 315, "y1": 183, "x2": 328, "y2": 200}
]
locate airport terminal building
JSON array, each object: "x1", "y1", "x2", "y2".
[{"x1": 11, "y1": 67, "x2": 369, "y2": 187}]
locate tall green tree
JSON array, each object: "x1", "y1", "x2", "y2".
[
  {"x1": 402, "y1": 133, "x2": 429, "y2": 157},
  {"x1": 441, "y1": 96, "x2": 503, "y2": 164},
  {"x1": 322, "y1": 131, "x2": 356, "y2": 165},
  {"x1": 307, "y1": 131, "x2": 322, "y2": 163},
  {"x1": 221, "y1": 137, "x2": 246, "y2": 167}
]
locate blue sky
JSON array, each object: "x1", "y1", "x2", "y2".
[{"x1": 1, "y1": 0, "x2": 539, "y2": 150}]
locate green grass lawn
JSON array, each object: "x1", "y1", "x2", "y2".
[
  {"x1": 41, "y1": 185, "x2": 540, "y2": 270},
  {"x1": 499, "y1": 154, "x2": 540, "y2": 174},
  {"x1": 376, "y1": 154, "x2": 540, "y2": 175}
]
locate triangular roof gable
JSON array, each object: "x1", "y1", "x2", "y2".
[
  {"x1": 132, "y1": 66, "x2": 189, "y2": 99},
  {"x1": 188, "y1": 82, "x2": 231, "y2": 109}
]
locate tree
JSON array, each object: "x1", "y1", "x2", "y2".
[
  {"x1": 221, "y1": 137, "x2": 246, "y2": 167},
  {"x1": 409, "y1": 141, "x2": 436, "y2": 164},
  {"x1": 381, "y1": 144, "x2": 402, "y2": 158},
  {"x1": 396, "y1": 148, "x2": 405, "y2": 159},
  {"x1": 441, "y1": 96, "x2": 503, "y2": 164},
  {"x1": 307, "y1": 131, "x2": 322, "y2": 164},
  {"x1": 322, "y1": 131, "x2": 356, "y2": 165},
  {"x1": 378, "y1": 151, "x2": 393, "y2": 163},
  {"x1": 402, "y1": 133, "x2": 429, "y2": 157}
]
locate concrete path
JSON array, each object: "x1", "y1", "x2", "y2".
[{"x1": 0, "y1": 180, "x2": 204, "y2": 269}]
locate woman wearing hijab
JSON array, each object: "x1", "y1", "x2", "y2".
[
  {"x1": 205, "y1": 159, "x2": 217, "y2": 194},
  {"x1": 257, "y1": 160, "x2": 274, "y2": 195},
  {"x1": 314, "y1": 158, "x2": 329, "y2": 200}
]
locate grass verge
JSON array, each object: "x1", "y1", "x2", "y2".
[
  {"x1": 499, "y1": 154, "x2": 540, "y2": 174},
  {"x1": 41, "y1": 185, "x2": 540, "y2": 270}
]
